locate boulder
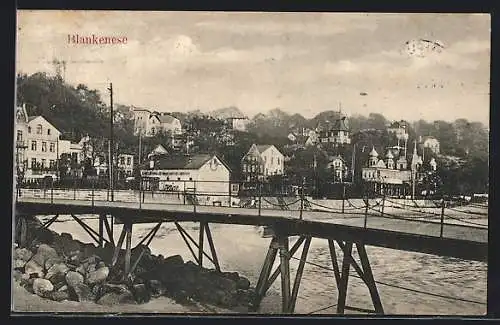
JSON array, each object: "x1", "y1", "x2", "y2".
[
  {"x1": 147, "y1": 279, "x2": 165, "y2": 298},
  {"x1": 163, "y1": 255, "x2": 184, "y2": 269},
  {"x1": 101, "y1": 283, "x2": 130, "y2": 295},
  {"x1": 32, "y1": 278, "x2": 54, "y2": 298},
  {"x1": 13, "y1": 259, "x2": 25, "y2": 269},
  {"x1": 97, "y1": 290, "x2": 136, "y2": 306},
  {"x1": 14, "y1": 248, "x2": 33, "y2": 262},
  {"x1": 86, "y1": 266, "x2": 109, "y2": 285},
  {"x1": 45, "y1": 263, "x2": 70, "y2": 282},
  {"x1": 31, "y1": 244, "x2": 58, "y2": 267},
  {"x1": 49, "y1": 289, "x2": 70, "y2": 302},
  {"x1": 236, "y1": 277, "x2": 251, "y2": 290},
  {"x1": 13, "y1": 269, "x2": 23, "y2": 282},
  {"x1": 70, "y1": 283, "x2": 93, "y2": 302},
  {"x1": 131, "y1": 283, "x2": 151, "y2": 304},
  {"x1": 65, "y1": 271, "x2": 84, "y2": 288},
  {"x1": 25, "y1": 260, "x2": 44, "y2": 278},
  {"x1": 44, "y1": 256, "x2": 63, "y2": 271}
]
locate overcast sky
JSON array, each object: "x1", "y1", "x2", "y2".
[{"x1": 16, "y1": 11, "x2": 490, "y2": 125}]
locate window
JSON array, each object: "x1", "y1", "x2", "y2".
[
  {"x1": 189, "y1": 177, "x2": 193, "y2": 181},
  {"x1": 47, "y1": 128, "x2": 51, "y2": 135},
  {"x1": 177, "y1": 177, "x2": 181, "y2": 181},
  {"x1": 49, "y1": 142, "x2": 55, "y2": 152},
  {"x1": 41, "y1": 142, "x2": 47, "y2": 152},
  {"x1": 17, "y1": 130, "x2": 22, "y2": 142},
  {"x1": 120, "y1": 157, "x2": 125, "y2": 165},
  {"x1": 126, "y1": 157, "x2": 131, "y2": 166},
  {"x1": 41, "y1": 159, "x2": 46, "y2": 167},
  {"x1": 277, "y1": 157, "x2": 280, "y2": 164},
  {"x1": 31, "y1": 140, "x2": 37, "y2": 151},
  {"x1": 28, "y1": 126, "x2": 31, "y2": 133},
  {"x1": 271, "y1": 157, "x2": 274, "y2": 164},
  {"x1": 36, "y1": 124, "x2": 42, "y2": 134},
  {"x1": 49, "y1": 160, "x2": 55, "y2": 168},
  {"x1": 31, "y1": 158, "x2": 36, "y2": 168}
]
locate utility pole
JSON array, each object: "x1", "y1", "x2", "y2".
[{"x1": 108, "y1": 82, "x2": 114, "y2": 201}]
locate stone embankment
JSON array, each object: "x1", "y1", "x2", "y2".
[{"x1": 13, "y1": 217, "x2": 254, "y2": 310}]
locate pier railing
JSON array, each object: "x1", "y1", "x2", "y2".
[{"x1": 15, "y1": 179, "x2": 488, "y2": 237}]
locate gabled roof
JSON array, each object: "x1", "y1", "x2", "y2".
[
  {"x1": 330, "y1": 117, "x2": 350, "y2": 131},
  {"x1": 256, "y1": 144, "x2": 274, "y2": 153},
  {"x1": 27, "y1": 115, "x2": 61, "y2": 134},
  {"x1": 157, "y1": 114, "x2": 179, "y2": 124},
  {"x1": 369, "y1": 147, "x2": 378, "y2": 157},
  {"x1": 148, "y1": 154, "x2": 220, "y2": 170}
]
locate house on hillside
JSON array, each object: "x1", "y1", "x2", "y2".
[
  {"x1": 228, "y1": 117, "x2": 250, "y2": 132},
  {"x1": 387, "y1": 120, "x2": 410, "y2": 141},
  {"x1": 132, "y1": 108, "x2": 183, "y2": 137},
  {"x1": 318, "y1": 116, "x2": 351, "y2": 145},
  {"x1": 241, "y1": 144, "x2": 285, "y2": 182},
  {"x1": 420, "y1": 135, "x2": 440, "y2": 155},
  {"x1": 326, "y1": 156, "x2": 348, "y2": 183},
  {"x1": 140, "y1": 154, "x2": 234, "y2": 206},
  {"x1": 148, "y1": 112, "x2": 183, "y2": 136},
  {"x1": 15, "y1": 104, "x2": 62, "y2": 181}
]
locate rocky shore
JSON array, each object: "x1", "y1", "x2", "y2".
[{"x1": 13, "y1": 216, "x2": 254, "y2": 311}]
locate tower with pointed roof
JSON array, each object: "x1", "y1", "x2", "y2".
[
  {"x1": 385, "y1": 149, "x2": 395, "y2": 169},
  {"x1": 368, "y1": 146, "x2": 379, "y2": 167}
]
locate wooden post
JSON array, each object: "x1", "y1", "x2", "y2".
[
  {"x1": 356, "y1": 243, "x2": 384, "y2": 314},
  {"x1": 342, "y1": 183, "x2": 345, "y2": 214},
  {"x1": 124, "y1": 222, "x2": 133, "y2": 277},
  {"x1": 91, "y1": 180, "x2": 95, "y2": 207},
  {"x1": 328, "y1": 239, "x2": 341, "y2": 288},
  {"x1": 440, "y1": 198, "x2": 445, "y2": 238},
  {"x1": 364, "y1": 197, "x2": 369, "y2": 228},
  {"x1": 278, "y1": 234, "x2": 291, "y2": 313},
  {"x1": 50, "y1": 182, "x2": 54, "y2": 204},
  {"x1": 289, "y1": 236, "x2": 311, "y2": 313},
  {"x1": 98, "y1": 214, "x2": 105, "y2": 248},
  {"x1": 183, "y1": 181, "x2": 186, "y2": 205},
  {"x1": 252, "y1": 236, "x2": 279, "y2": 311},
  {"x1": 18, "y1": 216, "x2": 28, "y2": 248},
  {"x1": 73, "y1": 177, "x2": 77, "y2": 200},
  {"x1": 204, "y1": 223, "x2": 221, "y2": 272},
  {"x1": 198, "y1": 221, "x2": 205, "y2": 268},
  {"x1": 336, "y1": 241, "x2": 352, "y2": 314},
  {"x1": 258, "y1": 181, "x2": 262, "y2": 216},
  {"x1": 111, "y1": 225, "x2": 127, "y2": 267},
  {"x1": 381, "y1": 193, "x2": 386, "y2": 217}
]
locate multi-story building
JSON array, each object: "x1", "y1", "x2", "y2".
[
  {"x1": 15, "y1": 105, "x2": 62, "y2": 180},
  {"x1": 420, "y1": 135, "x2": 440, "y2": 155},
  {"x1": 241, "y1": 144, "x2": 285, "y2": 182},
  {"x1": 148, "y1": 112, "x2": 183, "y2": 136},
  {"x1": 117, "y1": 153, "x2": 134, "y2": 177},
  {"x1": 228, "y1": 117, "x2": 250, "y2": 132},
  {"x1": 132, "y1": 108, "x2": 183, "y2": 137},
  {"x1": 141, "y1": 154, "x2": 234, "y2": 206},
  {"x1": 319, "y1": 116, "x2": 351, "y2": 145},
  {"x1": 387, "y1": 120, "x2": 410, "y2": 141},
  {"x1": 327, "y1": 156, "x2": 348, "y2": 183}
]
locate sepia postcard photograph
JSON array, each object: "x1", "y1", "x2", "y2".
[{"x1": 12, "y1": 10, "x2": 489, "y2": 316}]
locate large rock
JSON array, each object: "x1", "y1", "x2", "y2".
[
  {"x1": 49, "y1": 288, "x2": 70, "y2": 302},
  {"x1": 13, "y1": 259, "x2": 25, "y2": 269},
  {"x1": 147, "y1": 279, "x2": 165, "y2": 298},
  {"x1": 31, "y1": 244, "x2": 59, "y2": 268},
  {"x1": 86, "y1": 266, "x2": 109, "y2": 285},
  {"x1": 45, "y1": 263, "x2": 69, "y2": 281},
  {"x1": 44, "y1": 256, "x2": 63, "y2": 271},
  {"x1": 236, "y1": 277, "x2": 251, "y2": 290},
  {"x1": 14, "y1": 248, "x2": 33, "y2": 262},
  {"x1": 32, "y1": 278, "x2": 54, "y2": 297},
  {"x1": 70, "y1": 283, "x2": 93, "y2": 302},
  {"x1": 24, "y1": 260, "x2": 44, "y2": 278},
  {"x1": 101, "y1": 283, "x2": 130, "y2": 295},
  {"x1": 65, "y1": 271, "x2": 84, "y2": 288},
  {"x1": 131, "y1": 283, "x2": 151, "y2": 304},
  {"x1": 97, "y1": 291, "x2": 136, "y2": 306}
]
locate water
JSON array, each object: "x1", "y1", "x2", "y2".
[{"x1": 39, "y1": 215, "x2": 487, "y2": 315}]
